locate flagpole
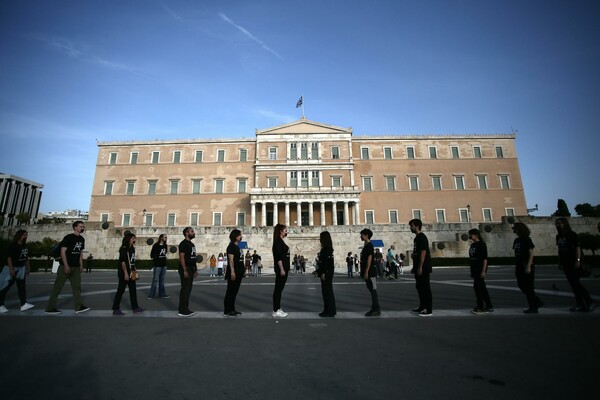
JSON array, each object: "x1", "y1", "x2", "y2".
[{"x1": 301, "y1": 94, "x2": 305, "y2": 118}]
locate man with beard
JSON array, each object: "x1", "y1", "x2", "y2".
[{"x1": 178, "y1": 227, "x2": 198, "y2": 317}]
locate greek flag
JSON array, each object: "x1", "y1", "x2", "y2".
[{"x1": 296, "y1": 96, "x2": 303, "y2": 108}]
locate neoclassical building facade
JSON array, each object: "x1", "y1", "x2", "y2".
[{"x1": 89, "y1": 118, "x2": 528, "y2": 227}]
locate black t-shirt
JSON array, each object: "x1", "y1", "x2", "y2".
[
  {"x1": 226, "y1": 242, "x2": 244, "y2": 275},
  {"x1": 179, "y1": 239, "x2": 197, "y2": 272},
  {"x1": 151, "y1": 243, "x2": 168, "y2": 267},
  {"x1": 556, "y1": 231, "x2": 579, "y2": 269},
  {"x1": 513, "y1": 236, "x2": 534, "y2": 271},
  {"x1": 360, "y1": 242, "x2": 375, "y2": 277},
  {"x1": 251, "y1": 253, "x2": 261, "y2": 264},
  {"x1": 411, "y1": 232, "x2": 432, "y2": 274},
  {"x1": 118, "y1": 246, "x2": 136, "y2": 273},
  {"x1": 318, "y1": 246, "x2": 335, "y2": 274},
  {"x1": 6, "y1": 243, "x2": 28, "y2": 267},
  {"x1": 469, "y1": 241, "x2": 488, "y2": 278},
  {"x1": 60, "y1": 233, "x2": 85, "y2": 267},
  {"x1": 272, "y1": 238, "x2": 290, "y2": 271}
]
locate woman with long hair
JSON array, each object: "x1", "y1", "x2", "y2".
[
  {"x1": 209, "y1": 254, "x2": 217, "y2": 277},
  {"x1": 316, "y1": 231, "x2": 336, "y2": 317},
  {"x1": 468, "y1": 229, "x2": 493, "y2": 314},
  {"x1": 555, "y1": 218, "x2": 595, "y2": 312},
  {"x1": 112, "y1": 233, "x2": 144, "y2": 315},
  {"x1": 224, "y1": 229, "x2": 245, "y2": 316},
  {"x1": 272, "y1": 224, "x2": 290, "y2": 318},
  {"x1": 0, "y1": 230, "x2": 34, "y2": 313},
  {"x1": 512, "y1": 223, "x2": 543, "y2": 313},
  {"x1": 217, "y1": 253, "x2": 224, "y2": 277}
]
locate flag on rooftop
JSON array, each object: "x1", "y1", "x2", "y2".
[{"x1": 296, "y1": 96, "x2": 303, "y2": 108}]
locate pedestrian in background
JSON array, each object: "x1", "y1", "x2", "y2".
[
  {"x1": 360, "y1": 228, "x2": 381, "y2": 317},
  {"x1": 468, "y1": 229, "x2": 494, "y2": 314},
  {"x1": 317, "y1": 231, "x2": 336, "y2": 317},
  {"x1": 148, "y1": 233, "x2": 169, "y2": 299},
  {"x1": 272, "y1": 224, "x2": 290, "y2": 318},
  {"x1": 224, "y1": 229, "x2": 245, "y2": 316},
  {"x1": 410, "y1": 219, "x2": 433, "y2": 316},
  {"x1": 209, "y1": 254, "x2": 217, "y2": 277},
  {"x1": 178, "y1": 227, "x2": 198, "y2": 317},
  {"x1": 346, "y1": 251, "x2": 354, "y2": 278},
  {"x1": 251, "y1": 250, "x2": 261, "y2": 277},
  {"x1": 112, "y1": 233, "x2": 144, "y2": 316},
  {"x1": 0, "y1": 230, "x2": 34, "y2": 313},
  {"x1": 217, "y1": 253, "x2": 224, "y2": 277},
  {"x1": 512, "y1": 222, "x2": 543, "y2": 313}
]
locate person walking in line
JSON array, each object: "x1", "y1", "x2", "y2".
[
  {"x1": 346, "y1": 252, "x2": 354, "y2": 278},
  {"x1": 224, "y1": 229, "x2": 245, "y2": 317},
  {"x1": 386, "y1": 245, "x2": 398, "y2": 280},
  {"x1": 397, "y1": 253, "x2": 405, "y2": 274},
  {"x1": 0, "y1": 230, "x2": 34, "y2": 313},
  {"x1": 409, "y1": 219, "x2": 433, "y2": 317},
  {"x1": 217, "y1": 253, "x2": 224, "y2": 277},
  {"x1": 209, "y1": 254, "x2": 217, "y2": 277},
  {"x1": 148, "y1": 234, "x2": 169, "y2": 299},
  {"x1": 45, "y1": 221, "x2": 91, "y2": 315},
  {"x1": 360, "y1": 228, "x2": 381, "y2": 317},
  {"x1": 272, "y1": 224, "x2": 290, "y2": 318},
  {"x1": 512, "y1": 222, "x2": 543, "y2": 313},
  {"x1": 85, "y1": 253, "x2": 93, "y2": 273},
  {"x1": 112, "y1": 233, "x2": 144, "y2": 315},
  {"x1": 178, "y1": 227, "x2": 198, "y2": 317},
  {"x1": 316, "y1": 231, "x2": 336, "y2": 317},
  {"x1": 468, "y1": 229, "x2": 494, "y2": 314},
  {"x1": 251, "y1": 250, "x2": 261, "y2": 277},
  {"x1": 354, "y1": 254, "x2": 359, "y2": 275},
  {"x1": 244, "y1": 250, "x2": 251, "y2": 277},
  {"x1": 555, "y1": 218, "x2": 595, "y2": 312}
]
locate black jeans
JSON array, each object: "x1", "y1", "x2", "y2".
[
  {"x1": 415, "y1": 273, "x2": 433, "y2": 311},
  {"x1": 224, "y1": 267, "x2": 244, "y2": 313},
  {"x1": 112, "y1": 274, "x2": 139, "y2": 310},
  {"x1": 272, "y1": 271, "x2": 288, "y2": 311},
  {"x1": 365, "y1": 277, "x2": 380, "y2": 312},
  {"x1": 0, "y1": 277, "x2": 26, "y2": 306},
  {"x1": 516, "y1": 268, "x2": 542, "y2": 309},
  {"x1": 178, "y1": 268, "x2": 195, "y2": 313},
  {"x1": 473, "y1": 276, "x2": 493, "y2": 309},
  {"x1": 320, "y1": 272, "x2": 336, "y2": 314},
  {"x1": 564, "y1": 268, "x2": 593, "y2": 308}
]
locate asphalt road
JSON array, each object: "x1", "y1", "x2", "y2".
[{"x1": 1, "y1": 266, "x2": 599, "y2": 400}]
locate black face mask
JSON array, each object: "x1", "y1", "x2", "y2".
[{"x1": 80, "y1": 228, "x2": 85, "y2": 233}]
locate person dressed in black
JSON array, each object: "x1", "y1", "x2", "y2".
[
  {"x1": 112, "y1": 233, "x2": 144, "y2": 315},
  {"x1": 360, "y1": 228, "x2": 381, "y2": 317},
  {"x1": 555, "y1": 218, "x2": 595, "y2": 312},
  {"x1": 272, "y1": 224, "x2": 290, "y2": 318},
  {"x1": 512, "y1": 222, "x2": 543, "y2": 313},
  {"x1": 410, "y1": 219, "x2": 433, "y2": 316},
  {"x1": 178, "y1": 227, "x2": 198, "y2": 317},
  {"x1": 85, "y1": 253, "x2": 93, "y2": 273},
  {"x1": 148, "y1": 233, "x2": 169, "y2": 299},
  {"x1": 224, "y1": 229, "x2": 245, "y2": 317},
  {"x1": 345, "y1": 252, "x2": 354, "y2": 278},
  {"x1": 0, "y1": 230, "x2": 34, "y2": 313},
  {"x1": 316, "y1": 231, "x2": 336, "y2": 317},
  {"x1": 468, "y1": 228, "x2": 494, "y2": 314}
]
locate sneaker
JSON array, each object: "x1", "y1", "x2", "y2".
[
  {"x1": 133, "y1": 307, "x2": 145, "y2": 314},
  {"x1": 523, "y1": 308, "x2": 538, "y2": 314},
  {"x1": 411, "y1": 307, "x2": 423, "y2": 313},
  {"x1": 20, "y1": 303, "x2": 35, "y2": 312},
  {"x1": 76, "y1": 306, "x2": 91, "y2": 314},
  {"x1": 160, "y1": 295, "x2": 170, "y2": 299},
  {"x1": 365, "y1": 310, "x2": 381, "y2": 317},
  {"x1": 223, "y1": 311, "x2": 237, "y2": 317},
  {"x1": 485, "y1": 307, "x2": 494, "y2": 313},
  {"x1": 147, "y1": 296, "x2": 154, "y2": 300},
  {"x1": 234, "y1": 310, "x2": 242, "y2": 315},
  {"x1": 471, "y1": 307, "x2": 486, "y2": 315},
  {"x1": 45, "y1": 308, "x2": 62, "y2": 315},
  {"x1": 0, "y1": 305, "x2": 8, "y2": 313},
  {"x1": 272, "y1": 309, "x2": 288, "y2": 318},
  {"x1": 418, "y1": 309, "x2": 433, "y2": 317},
  {"x1": 178, "y1": 310, "x2": 195, "y2": 317},
  {"x1": 113, "y1": 309, "x2": 125, "y2": 316}
]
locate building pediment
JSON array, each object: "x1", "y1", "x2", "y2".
[{"x1": 256, "y1": 117, "x2": 352, "y2": 136}]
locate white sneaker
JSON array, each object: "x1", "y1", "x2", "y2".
[
  {"x1": 272, "y1": 309, "x2": 288, "y2": 318},
  {"x1": 0, "y1": 305, "x2": 8, "y2": 313},
  {"x1": 20, "y1": 303, "x2": 35, "y2": 311}
]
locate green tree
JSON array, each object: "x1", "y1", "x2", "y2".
[
  {"x1": 553, "y1": 199, "x2": 571, "y2": 217},
  {"x1": 574, "y1": 203, "x2": 600, "y2": 217},
  {"x1": 15, "y1": 212, "x2": 31, "y2": 225},
  {"x1": 579, "y1": 233, "x2": 600, "y2": 257}
]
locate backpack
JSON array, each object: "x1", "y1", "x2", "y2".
[{"x1": 50, "y1": 242, "x2": 62, "y2": 259}]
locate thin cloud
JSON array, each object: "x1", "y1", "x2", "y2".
[
  {"x1": 256, "y1": 109, "x2": 296, "y2": 124},
  {"x1": 159, "y1": 1, "x2": 184, "y2": 22},
  {"x1": 32, "y1": 34, "x2": 82, "y2": 57},
  {"x1": 218, "y1": 13, "x2": 283, "y2": 60}
]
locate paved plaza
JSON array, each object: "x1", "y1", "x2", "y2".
[{"x1": 1, "y1": 265, "x2": 599, "y2": 400}]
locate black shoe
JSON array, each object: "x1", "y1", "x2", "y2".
[
  {"x1": 75, "y1": 306, "x2": 91, "y2": 314},
  {"x1": 178, "y1": 310, "x2": 195, "y2": 317},
  {"x1": 365, "y1": 310, "x2": 381, "y2": 317},
  {"x1": 319, "y1": 312, "x2": 335, "y2": 317},
  {"x1": 418, "y1": 309, "x2": 432, "y2": 317},
  {"x1": 411, "y1": 307, "x2": 423, "y2": 313},
  {"x1": 523, "y1": 308, "x2": 538, "y2": 314},
  {"x1": 234, "y1": 310, "x2": 242, "y2": 315},
  {"x1": 223, "y1": 311, "x2": 237, "y2": 317},
  {"x1": 44, "y1": 308, "x2": 62, "y2": 315},
  {"x1": 569, "y1": 306, "x2": 586, "y2": 312}
]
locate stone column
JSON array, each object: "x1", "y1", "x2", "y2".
[
  {"x1": 320, "y1": 202, "x2": 326, "y2": 226},
  {"x1": 354, "y1": 202, "x2": 361, "y2": 225},
  {"x1": 261, "y1": 202, "x2": 267, "y2": 227},
  {"x1": 296, "y1": 202, "x2": 302, "y2": 226},
  {"x1": 251, "y1": 203, "x2": 256, "y2": 226},
  {"x1": 308, "y1": 202, "x2": 314, "y2": 226},
  {"x1": 332, "y1": 202, "x2": 338, "y2": 225},
  {"x1": 343, "y1": 201, "x2": 349, "y2": 226},
  {"x1": 273, "y1": 202, "x2": 278, "y2": 226},
  {"x1": 284, "y1": 202, "x2": 290, "y2": 226}
]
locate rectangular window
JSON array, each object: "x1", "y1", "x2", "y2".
[
  {"x1": 455, "y1": 175, "x2": 465, "y2": 190},
  {"x1": 311, "y1": 142, "x2": 318, "y2": 159},
  {"x1": 361, "y1": 147, "x2": 370, "y2": 160},
  {"x1": 126, "y1": 181, "x2": 135, "y2": 195},
  {"x1": 473, "y1": 146, "x2": 482, "y2": 158},
  {"x1": 213, "y1": 212, "x2": 222, "y2": 226},
  {"x1": 495, "y1": 146, "x2": 504, "y2": 158},
  {"x1": 268, "y1": 177, "x2": 277, "y2": 188},
  {"x1": 122, "y1": 213, "x2": 131, "y2": 227},
  {"x1": 386, "y1": 176, "x2": 395, "y2": 191},
  {"x1": 170, "y1": 180, "x2": 179, "y2": 195},
  {"x1": 101, "y1": 213, "x2": 109, "y2": 223},
  {"x1": 331, "y1": 146, "x2": 340, "y2": 159},
  {"x1": 130, "y1": 152, "x2": 138, "y2": 164},
  {"x1": 290, "y1": 143, "x2": 297, "y2": 159},
  {"x1": 459, "y1": 208, "x2": 469, "y2": 222},
  {"x1": 144, "y1": 214, "x2": 153, "y2": 227},
  {"x1": 269, "y1": 147, "x2": 277, "y2": 160},
  {"x1": 409, "y1": 176, "x2": 419, "y2": 191},
  {"x1": 429, "y1": 146, "x2": 437, "y2": 159},
  {"x1": 167, "y1": 213, "x2": 176, "y2": 227},
  {"x1": 109, "y1": 152, "x2": 117, "y2": 165},
  {"x1": 190, "y1": 212, "x2": 199, "y2": 226},
  {"x1": 217, "y1": 149, "x2": 225, "y2": 162},
  {"x1": 173, "y1": 150, "x2": 181, "y2": 164},
  {"x1": 104, "y1": 181, "x2": 114, "y2": 195},
  {"x1": 384, "y1": 147, "x2": 392, "y2": 160},
  {"x1": 483, "y1": 208, "x2": 493, "y2": 222},
  {"x1": 290, "y1": 171, "x2": 297, "y2": 187},
  {"x1": 239, "y1": 149, "x2": 248, "y2": 162},
  {"x1": 300, "y1": 143, "x2": 308, "y2": 160},
  {"x1": 436, "y1": 209, "x2": 446, "y2": 223},
  {"x1": 432, "y1": 176, "x2": 442, "y2": 190},
  {"x1": 300, "y1": 171, "x2": 309, "y2": 187},
  {"x1": 477, "y1": 175, "x2": 488, "y2": 190},
  {"x1": 311, "y1": 171, "x2": 319, "y2": 187},
  {"x1": 148, "y1": 180, "x2": 157, "y2": 195},
  {"x1": 215, "y1": 179, "x2": 224, "y2": 194},
  {"x1": 389, "y1": 210, "x2": 398, "y2": 224},
  {"x1": 505, "y1": 208, "x2": 515, "y2": 217},
  {"x1": 152, "y1": 151, "x2": 160, "y2": 164},
  {"x1": 362, "y1": 177, "x2": 373, "y2": 192},
  {"x1": 237, "y1": 212, "x2": 246, "y2": 226},
  {"x1": 332, "y1": 176, "x2": 342, "y2": 187},
  {"x1": 412, "y1": 209, "x2": 422, "y2": 220},
  {"x1": 451, "y1": 146, "x2": 460, "y2": 159},
  {"x1": 365, "y1": 210, "x2": 375, "y2": 224},
  {"x1": 406, "y1": 146, "x2": 415, "y2": 159},
  {"x1": 195, "y1": 150, "x2": 203, "y2": 163},
  {"x1": 237, "y1": 178, "x2": 247, "y2": 193},
  {"x1": 192, "y1": 179, "x2": 201, "y2": 194},
  {"x1": 500, "y1": 175, "x2": 510, "y2": 189}
]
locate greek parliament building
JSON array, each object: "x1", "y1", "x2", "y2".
[
  {"x1": 0, "y1": 173, "x2": 43, "y2": 226},
  {"x1": 89, "y1": 118, "x2": 527, "y2": 228}
]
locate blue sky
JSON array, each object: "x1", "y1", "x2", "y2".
[{"x1": 1, "y1": 0, "x2": 598, "y2": 216}]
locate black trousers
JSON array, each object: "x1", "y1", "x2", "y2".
[
  {"x1": 112, "y1": 275, "x2": 139, "y2": 310},
  {"x1": 564, "y1": 268, "x2": 593, "y2": 308},
  {"x1": 516, "y1": 268, "x2": 542, "y2": 309},
  {"x1": 224, "y1": 267, "x2": 244, "y2": 313},
  {"x1": 272, "y1": 271, "x2": 288, "y2": 311},
  {"x1": 415, "y1": 273, "x2": 433, "y2": 311},
  {"x1": 0, "y1": 277, "x2": 26, "y2": 306},
  {"x1": 178, "y1": 268, "x2": 195, "y2": 313},
  {"x1": 473, "y1": 276, "x2": 493, "y2": 309},
  {"x1": 365, "y1": 277, "x2": 380, "y2": 312},
  {"x1": 320, "y1": 272, "x2": 336, "y2": 314}
]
